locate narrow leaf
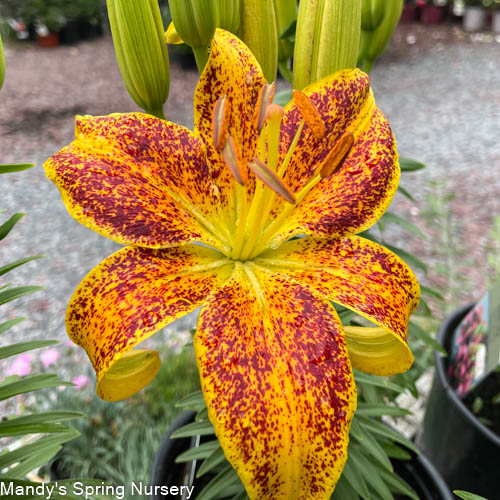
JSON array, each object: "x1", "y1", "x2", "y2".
[
  {"x1": 0, "y1": 375, "x2": 70, "y2": 401},
  {"x1": 375, "y1": 462, "x2": 419, "y2": 500},
  {"x1": 0, "y1": 286, "x2": 43, "y2": 306},
  {"x1": 384, "y1": 243, "x2": 427, "y2": 273},
  {"x1": 421, "y1": 285, "x2": 444, "y2": 301},
  {"x1": 3, "y1": 445, "x2": 62, "y2": 479},
  {"x1": 196, "y1": 446, "x2": 227, "y2": 478},
  {"x1": 408, "y1": 322, "x2": 446, "y2": 355},
  {"x1": 355, "y1": 403, "x2": 411, "y2": 418},
  {"x1": 0, "y1": 164, "x2": 35, "y2": 174},
  {"x1": 397, "y1": 185, "x2": 416, "y2": 203},
  {"x1": 0, "y1": 255, "x2": 44, "y2": 277},
  {"x1": 175, "y1": 440, "x2": 220, "y2": 463},
  {"x1": 350, "y1": 420, "x2": 393, "y2": 471},
  {"x1": 170, "y1": 420, "x2": 215, "y2": 439},
  {"x1": 380, "y1": 212, "x2": 426, "y2": 239},
  {"x1": 353, "y1": 370, "x2": 405, "y2": 393},
  {"x1": 0, "y1": 340, "x2": 58, "y2": 360},
  {"x1": 453, "y1": 491, "x2": 489, "y2": 500},
  {"x1": 341, "y1": 454, "x2": 371, "y2": 500},
  {"x1": 0, "y1": 318, "x2": 26, "y2": 335},
  {"x1": 0, "y1": 214, "x2": 24, "y2": 240},
  {"x1": 400, "y1": 157, "x2": 426, "y2": 172},
  {"x1": 175, "y1": 390, "x2": 205, "y2": 411},
  {"x1": 196, "y1": 464, "x2": 241, "y2": 500}
]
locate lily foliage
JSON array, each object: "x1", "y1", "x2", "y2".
[{"x1": 45, "y1": 30, "x2": 419, "y2": 500}]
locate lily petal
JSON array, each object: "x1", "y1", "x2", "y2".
[
  {"x1": 272, "y1": 70, "x2": 398, "y2": 242},
  {"x1": 45, "y1": 113, "x2": 227, "y2": 251},
  {"x1": 257, "y1": 236, "x2": 420, "y2": 375},
  {"x1": 195, "y1": 263, "x2": 356, "y2": 499},
  {"x1": 66, "y1": 244, "x2": 232, "y2": 401},
  {"x1": 194, "y1": 29, "x2": 267, "y2": 205}
]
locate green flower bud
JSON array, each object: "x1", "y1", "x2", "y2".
[
  {"x1": 0, "y1": 34, "x2": 5, "y2": 91},
  {"x1": 169, "y1": 0, "x2": 216, "y2": 48},
  {"x1": 107, "y1": 0, "x2": 170, "y2": 119},
  {"x1": 274, "y1": 0, "x2": 297, "y2": 62},
  {"x1": 216, "y1": 0, "x2": 241, "y2": 35},
  {"x1": 241, "y1": 0, "x2": 279, "y2": 83},
  {"x1": 359, "y1": 0, "x2": 402, "y2": 73},
  {"x1": 293, "y1": 0, "x2": 361, "y2": 90}
]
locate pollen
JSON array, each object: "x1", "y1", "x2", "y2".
[
  {"x1": 249, "y1": 158, "x2": 296, "y2": 204},
  {"x1": 255, "y1": 83, "x2": 275, "y2": 131},
  {"x1": 212, "y1": 95, "x2": 230, "y2": 151},
  {"x1": 319, "y1": 133, "x2": 355, "y2": 178},
  {"x1": 222, "y1": 135, "x2": 247, "y2": 186},
  {"x1": 293, "y1": 90, "x2": 325, "y2": 140}
]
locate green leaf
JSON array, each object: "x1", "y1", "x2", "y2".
[
  {"x1": 0, "y1": 318, "x2": 25, "y2": 336},
  {"x1": 400, "y1": 157, "x2": 426, "y2": 172},
  {"x1": 280, "y1": 19, "x2": 296, "y2": 40},
  {"x1": 0, "y1": 411, "x2": 84, "y2": 438},
  {"x1": 341, "y1": 454, "x2": 370, "y2": 500},
  {"x1": 421, "y1": 285, "x2": 444, "y2": 301},
  {"x1": 0, "y1": 213, "x2": 24, "y2": 241},
  {"x1": 453, "y1": 491, "x2": 489, "y2": 500},
  {"x1": 196, "y1": 463, "x2": 241, "y2": 500},
  {"x1": 384, "y1": 243, "x2": 427, "y2": 273},
  {"x1": 375, "y1": 463, "x2": 419, "y2": 500},
  {"x1": 175, "y1": 390, "x2": 205, "y2": 411},
  {"x1": 175, "y1": 439, "x2": 219, "y2": 463},
  {"x1": 355, "y1": 416, "x2": 419, "y2": 454},
  {"x1": 3, "y1": 445, "x2": 62, "y2": 479},
  {"x1": 355, "y1": 403, "x2": 411, "y2": 418},
  {"x1": 170, "y1": 420, "x2": 215, "y2": 439},
  {"x1": 0, "y1": 164, "x2": 35, "y2": 174},
  {"x1": 0, "y1": 340, "x2": 58, "y2": 360},
  {"x1": 0, "y1": 374, "x2": 71, "y2": 401},
  {"x1": 331, "y1": 475, "x2": 361, "y2": 500},
  {"x1": 380, "y1": 212, "x2": 426, "y2": 239},
  {"x1": 0, "y1": 286, "x2": 43, "y2": 306},
  {"x1": 350, "y1": 420, "x2": 393, "y2": 471},
  {"x1": 353, "y1": 370, "x2": 405, "y2": 393},
  {"x1": 408, "y1": 321, "x2": 446, "y2": 355},
  {"x1": 380, "y1": 441, "x2": 412, "y2": 460},
  {"x1": 196, "y1": 446, "x2": 227, "y2": 478},
  {"x1": 397, "y1": 185, "x2": 416, "y2": 203},
  {"x1": 196, "y1": 407, "x2": 209, "y2": 421},
  {"x1": 0, "y1": 429, "x2": 79, "y2": 470},
  {"x1": 0, "y1": 255, "x2": 44, "y2": 277}
]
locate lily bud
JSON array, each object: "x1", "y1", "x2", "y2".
[
  {"x1": 274, "y1": 0, "x2": 297, "y2": 62},
  {"x1": 216, "y1": 0, "x2": 241, "y2": 35},
  {"x1": 169, "y1": 0, "x2": 216, "y2": 49},
  {"x1": 107, "y1": 0, "x2": 170, "y2": 119},
  {"x1": 294, "y1": 0, "x2": 361, "y2": 90},
  {"x1": 241, "y1": 0, "x2": 278, "y2": 83},
  {"x1": 0, "y1": 34, "x2": 5, "y2": 91},
  {"x1": 359, "y1": 0, "x2": 403, "y2": 73}
]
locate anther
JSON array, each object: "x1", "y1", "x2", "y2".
[
  {"x1": 318, "y1": 133, "x2": 355, "y2": 178},
  {"x1": 255, "y1": 83, "x2": 275, "y2": 131},
  {"x1": 212, "y1": 95, "x2": 229, "y2": 151},
  {"x1": 249, "y1": 158, "x2": 296, "y2": 204},
  {"x1": 222, "y1": 135, "x2": 246, "y2": 186},
  {"x1": 292, "y1": 90, "x2": 325, "y2": 140}
]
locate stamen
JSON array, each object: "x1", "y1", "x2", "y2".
[
  {"x1": 318, "y1": 133, "x2": 354, "y2": 178},
  {"x1": 212, "y1": 95, "x2": 229, "y2": 151},
  {"x1": 293, "y1": 90, "x2": 325, "y2": 140},
  {"x1": 255, "y1": 83, "x2": 275, "y2": 131},
  {"x1": 263, "y1": 103, "x2": 285, "y2": 123},
  {"x1": 222, "y1": 135, "x2": 246, "y2": 186},
  {"x1": 248, "y1": 158, "x2": 296, "y2": 204}
]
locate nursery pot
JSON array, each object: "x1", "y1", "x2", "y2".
[
  {"x1": 420, "y1": 5, "x2": 445, "y2": 25},
  {"x1": 36, "y1": 33, "x2": 60, "y2": 48},
  {"x1": 416, "y1": 304, "x2": 500, "y2": 499},
  {"x1": 400, "y1": 4, "x2": 417, "y2": 23},
  {"x1": 463, "y1": 7, "x2": 487, "y2": 32},
  {"x1": 151, "y1": 412, "x2": 453, "y2": 500}
]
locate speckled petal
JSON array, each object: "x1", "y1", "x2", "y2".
[
  {"x1": 195, "y1": 263, "x2": 356, "y2": 499},
  {"x1": 194, "y1": 29, "x2": 267, "y2": 206},
  {"x1": 271, "y1": 70, "x2": 399, "y2": 242},
  {"x1": 45, "y1": 113, "x2": 227, "y2": 251},
  {"x1": 66, "y1": 244, "x2": 233, "y2": 401},
  {"x1": 257, "y1": 236, "x2": 420, "y2": 375}
]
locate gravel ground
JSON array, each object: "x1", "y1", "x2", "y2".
[{"x1": 0, "y1": 24, "x2": 499, "y2": 384}]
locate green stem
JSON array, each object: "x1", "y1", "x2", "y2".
[
  {"x1": 278, "y1": 61, "x2": 293, "y2": 84},
  {"x1": 148, "y1": 107, "x2": 167, "y2": 120},
  {"x1": 192, "y1": 45, "x2": 209, "y2": 74}
]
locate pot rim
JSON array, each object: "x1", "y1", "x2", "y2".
[{"x1": 436, "y1": 303, "x2": 500, "y2": 447}]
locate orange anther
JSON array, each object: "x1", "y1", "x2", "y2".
[
  {"x1": 249, "y1": 158, "x2": 296, "y2": 204},
  {"x1": 255, "y1": 83, "x2": 275, "y2": 131},
  {"x1": 212, "y1": 95, "x2": 230, "y2": 151},
  {"x1": 293, "y1": 90, "x2": 325, "y2": 140},
  {"x1": 319, "y1": 133, "x2": 355, "y2": 178},
  {"x1": 222, "y1": 135, "x2": 247, "y2": 186}
]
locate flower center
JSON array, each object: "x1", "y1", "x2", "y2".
[{"x1": 213, "y1": 86, "x2": 353, "y2": 262}]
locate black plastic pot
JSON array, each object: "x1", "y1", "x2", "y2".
[
  {"x1": 417, "y1": 304, "x2": 500, "y2": 499},
  {"x1": 151, "y1": 412, "x2": 453, "y2": 500}
]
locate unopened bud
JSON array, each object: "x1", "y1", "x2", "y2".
[
  {"x1": 0, "y1": 34, "x2": 5, "y2": 91},
  {"x1": 294, "y1": 0, "x2": 361, "y2": 89},
  {"x1": 169, "y1": 0, "x2": 216, "y2": 49},
  {"x1": 216, "y1": 0, "x2": 241, "y2": 34},
  {"x1": 241, "y1": 0, "x2": 278, "y2": 83},
  {"x1": 107, "y1": 0, "x2": 170, "y2": 119}
]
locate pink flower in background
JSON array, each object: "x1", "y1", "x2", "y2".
[
  {"x1": 41, "y1": 349, "x2": 60, "y2": 368},
  {"x1": 72, "y1": 375, "x2": 90, "y2": 389},
  {"x1": 7, "y1": 354, "x2": 32, "y2": 376}
]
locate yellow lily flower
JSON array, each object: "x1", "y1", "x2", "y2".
[{"x1": 45, "y1": 29, "x2": 419, "y2": 500}]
